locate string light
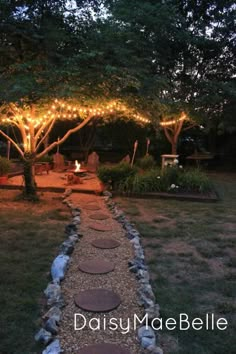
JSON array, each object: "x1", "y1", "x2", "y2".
[
  {"x1": 2, "y1": 100, "x2": 151, "y2": 149},
  {"x1": 160, "y1": 113, "x2": 187, "y2": 127}
]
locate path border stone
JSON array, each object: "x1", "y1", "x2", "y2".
[
  {"x1": 103, "y1": 190, "x2": 164, "y2": 354},
  {"x1": 35, "y1": 188, "x2": 82, "y2": 353},
  {"x1": 35, "y1": 188, "x2": 163, "y2": 354}
]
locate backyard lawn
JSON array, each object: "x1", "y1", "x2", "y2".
[
  {"x1": 0, "y1": 191, "x2": 70, "y2": 353},
  {"x1": 116, "y1": 173, "x2": 236, "y2": 354}
]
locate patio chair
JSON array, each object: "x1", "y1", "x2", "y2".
[{"x1": 53, "y1": 152, "x2": 73, "y2": 172}]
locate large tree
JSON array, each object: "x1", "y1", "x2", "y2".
[
  {"x1": 97, "y1": 0, "x2": 236, "y2": 152},
  {"x1": 0, "y1": 1, "x2": 149, "y2": 198}
]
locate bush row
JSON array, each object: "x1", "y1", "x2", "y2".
[{"x1": 98, "y1": 159, "x2": 213, "y2": 194}]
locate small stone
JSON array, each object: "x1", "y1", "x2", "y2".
[
  {"x1": 68, "y1": 235, "x2": 79, "y2": 243},
  {"x1": 34, "y1": 328, "x2": 52, "y2": 345},
  {"x1": 44, "y1": 283, "x2": 64, "y2": 307},
  {"x1": 45, "y1": 317, "x2": 59, "y2": 335},
  {"x1": 59, "y1": 240, "x2": 74, "y2": 255},
  {"x1": 42, "y1": 339, "x2": 61, "y2": 354},
  {"x1": 145, "y1": 304, "x2": 160, "y2": 320},
  {"x1": 146, "y1": 346, "x2": 163, "y2": 354},
  {"x1": 138, "y1": 326, "x2": 156, "y2": 349},
  {"x1": 141, "y1": 337, "x2": 156, "y2": 349},
  {"x1": 103, "y1": 190, "x2": 112, "y2": 197},
  {"x1": 72, "y1": 211, "x2": 80, "y2": 217},
  {"x1": 43, "y1": 306, "x2": 62, "y2": 323},
  {"x1": 65, "y1": 224, "x2": 77, "y2": 235},
  {"x1": 51, "y1": 255, "x2": 70, "y2": 282},
  {"x1": 73, "y1": 216, "x2": 81, "y2": 224}
]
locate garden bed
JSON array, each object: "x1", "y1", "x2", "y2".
[{"x1": 98, "y1": 157, "x2": 218, "y2": 202}]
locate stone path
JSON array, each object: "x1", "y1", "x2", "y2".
[{"x1": 58, "y1": 193, "x2": 144, "y2": 353}]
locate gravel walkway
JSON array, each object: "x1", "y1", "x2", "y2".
[{"x1": 58, "y1": 193, "x2": 144, "y2": 353}]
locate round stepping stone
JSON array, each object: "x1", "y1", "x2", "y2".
[
  {"x1": 74, "y1": 289, "x2": 121, "y2": 312},
  {"x1": 89, "y1": 223, "x2": 112, "y2": 232},
  {"x1": 92, "y1": 238, "x2": 120, "y2": 249},
  {"x1": 84, "y1": 205, "x2": 101, "y2": 211},
  {"x1": 89, "y1": 212, "x2": 110, "y2": 220},
  {"x1": 78, "y1": 259, "x2": 115, "y2": 274},
  {"x1": 78, "y1": 343, "x2": 131, "y2": 354}
]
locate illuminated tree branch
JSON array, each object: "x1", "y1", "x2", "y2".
[
  {"x1": 37, "y1": 114, "x2": 94, "y2": 159},
  {"x1": 0, "y1": 129, "x2": 24, "y2": 158}
]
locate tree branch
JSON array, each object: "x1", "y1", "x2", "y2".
[
  {"x1": 35, "y1": 117, "x2": 56, "y2": 152},
  {"x1": 36, "y1": 115, "x2": 94, "y2": 159},
  {"x1": 163, "y1": 127, "x2": 174, "y2": 144},
  {"x1": 174, "y1": 119, "x2": 184, "y2": 140},
  {"x1": 0, "y1": 129, "x2": 24, "y2": 158},
  {"x1": 183, "y1": 123, "x2": 197, "y2": 131}
]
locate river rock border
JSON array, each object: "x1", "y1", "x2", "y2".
[
  {"x1": 103, "y1": 191, "x2": 164, "y2": 354},
  {"x1": 34, "y1": 188, "x2": 163, "y2": 354},
  {"x1": 34, "y1": 188, "x2": 80, "y2": 354}
]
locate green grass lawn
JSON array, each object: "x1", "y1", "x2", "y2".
[
  {"x1": 0, "y1": 191, "x2": 70, "y2": 354},
  {"x1": 116, "y1": 173, "x2": 236, "y2": 354}
]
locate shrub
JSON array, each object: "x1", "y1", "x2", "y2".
[
  {"x1": 118, "y1": 168, "x2": 163, "y2": 193},
  {"x1": 136, "y1": 155, "x2": 156, "y2": 170},
  {"x1": 161, "y1": 165, "x2": 180, "y2": 190},
  {"x1": 0, "y1": 156, "x2": 11, "y2": 176},
  {"x1": 98, "y1": 162, "x2": 137, "y2": 188},
  {"x1": 99, "y1": 163, "x2": 213, "y2": 195},
  {"x1": 178, "y1": 168, "x2": 213, "y2": 193}
]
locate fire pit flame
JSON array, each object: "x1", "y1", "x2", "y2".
[{"x1": 75, "y1": 160, "x2": 81, "y2": 172}]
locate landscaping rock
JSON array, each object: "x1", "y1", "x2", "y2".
[
  {"x1": 51, "y1": 255, "x2": 70, "y2": 282},
  {"x1": 34, "y1": 328, "x2": 52, "y2": 345},
  {"x1": 138, "y1": 326, "x2": 156, "y2": 349},
  {"x1": 145, "y1": 304, "x2": 160, "y2": 320},
  {"x1": 45, "y1": 317, "x2": 59, "y2": 335},
  {"x1": 43, "y1": 306, "x2": 62, "y2": 323},
  {"x1": 59, "y1": 240, "x2": 74, "y2": 255},
  {"x1": 44, "y1": 282, "x2": 64, "y2": 307},
  {"x1": 68, "y1": 235, "x2": 79, "y2": 243},
  {"x1": 146, "y1": 345, "x2": 163, "y2": 354},
  {"x1": 73, "y1": 216, "x2": 81, "y2": 224},
  {"x1": 103, "y1": 190, "x2": 112, "y2": 197},
  {"x1": 42, "y1": 339, "x2": 61, "y2": 354},
  {"x1": 65, "y1": 223, "x2": 77, "y2": 235}
]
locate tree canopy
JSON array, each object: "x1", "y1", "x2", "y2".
[{"x1": 0, "y1": 0, "x2": 235, "y2": 123}]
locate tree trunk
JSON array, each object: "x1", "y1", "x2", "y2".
[
  {"x1": 171, "y1": 141, "x2": 177, "y2": 154},
  {"x1": 23, "y1": 158, "x2": 38, "y2": 199}
]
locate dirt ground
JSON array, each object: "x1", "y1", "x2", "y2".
[{"x1": 6, "y1": 170, "x2": 101, "y2": 192}]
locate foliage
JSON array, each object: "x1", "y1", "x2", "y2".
[
  {"x1": 0, "y1": 157, "x2": 11, "y2": 176},
  {"x1": 98, "y1": 162, "x2": 136, "y2": 187},
  {"x1": 107, "y1": 164, "x2": 214, "y2": 194},
  {"x1": 161, "y1": 166, "x2": 181, "y2": 190},
  {"x1": 118, "y1": 169, "x2": 162, "y2": 193},
  {"x1": 178, "y1": 168, "x2": 213, "y2": 193},
  {"x1": 103, "y1": 0, "x2": 236, "y2": 127},
  {"x1": 136, "y1": 155, "x2": 156, "y2": 170}
]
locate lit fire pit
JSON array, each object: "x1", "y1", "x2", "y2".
[
  {"x1": 73, "y1": 160, "x2": 87, "y2": 176},
  {"x1": 67, "y1": 160, "x2": 87, "y2": 184}
]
